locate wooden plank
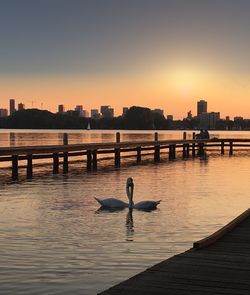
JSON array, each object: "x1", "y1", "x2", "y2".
[{"x1": 193, "y1": 208, "x2": 250, "y2": 249}]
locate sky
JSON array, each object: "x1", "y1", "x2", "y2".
[{"x1": 1, "y1": 0, "x2": 250, "y2": 118}]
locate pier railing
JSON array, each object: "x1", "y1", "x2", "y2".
[{"x1": 1, "y1": 132, "x2": 250, "y2": 180}]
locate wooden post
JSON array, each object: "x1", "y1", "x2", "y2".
[
  {"x1": 154, "y1": 132, "x2": 158, "y2": 142},
  {"x1": 192, "y1": 132, "x2": 196, "y2": 157},
  {"x1": 116, "y1": 132, "x2": 120, "y2": 143},
  {"x1": 63, "y1": 133, "x2": 68, "y2": 173},
  {"x1": 63, "y1": 152, "x2": 68, "y2": 174},
  {"x1": 182, "y1": 144, "x2": 186, "y2": 158},
  {"x1": 136, "y1": 147, "x2": 141, "y2": 163},
  {"x1": 221, "y1": 141, "x2": 225, "y2": 155},
  {"x1": 229, "y1": 141, "x2": 233, "y2": 155},
  {"x1": 53, "y1": 153, "x2": 59, "y2": 174},
  {"x1": 154, "y1": 145, "x2": 160, "y2": 162},
  {"x1": 169, "y1": 145, "x2": 173, "y2": 160},
  {"x1": 115, "y1": 148, "x2": 120, "y2": 167},
  {"x1": 87, "y1": 150, "x2": 92, "y2": 171},
  {"x1": 186, "y1": 144, "x2": 190, "y2": 158},
  {"x1": 27, "y1": 154, "x2": 33, "y2": 179},
  {"x1": 92, "y1": 150, "x2": 97, "y2": 170},
  {"x1": 63, "y1": 133, "x2": 68, "y2": 145},
  {"x1": 183, "y1": 132, "x2": 187, "y2": 140},
  {"x1": 12, "y1": 155, "x2": 18, "y2": 180}
]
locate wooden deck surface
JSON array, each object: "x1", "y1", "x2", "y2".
[{"x1": 100, "y1": 209, "x2": 250, "y2": 295}]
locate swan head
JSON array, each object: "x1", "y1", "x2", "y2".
[{"x1": 126, "y1": 177, "x2": 134, "y2": 207}]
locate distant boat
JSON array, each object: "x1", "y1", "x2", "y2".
[{"x1": 87, "y1": 122, "x2": 91, "y2": 130}]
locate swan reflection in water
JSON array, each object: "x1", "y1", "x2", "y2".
[{"x1": 94, "y1": 177, "x2": 161, "y2": 211}]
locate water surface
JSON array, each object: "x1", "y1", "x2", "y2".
[{"x1": 0, "y1": 130, "x2": 250, "y2": 294}]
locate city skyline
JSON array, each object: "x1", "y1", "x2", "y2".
[{"x1": 1, "y1": 1, "x2": 250, "y2": 118}]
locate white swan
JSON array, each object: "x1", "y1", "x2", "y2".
[
  {"x1": 128, "y1": 178, "x2": 161, "y2": 210},
  {"x1": 95, "y1": 177, "x2": 161, "y2": 210},
  {"x1": 94, "y1": 178, "x2": 132, "y2": 209}
]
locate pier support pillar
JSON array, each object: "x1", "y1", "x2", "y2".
[
  {"x1": 116, "y1": 132, "x2": 120, "y2": 143},
  {"x1": 12, "y1": 155, "x2": 18, "y2": 180},
  {"x1": 63, "y1": 152, "x2": 68, "y2": 174},
  {"x1": 53, "y1": 153, "x2": 59, "y2": 174},
  {"x1": 154, "y1": 145, "x2": 160, "y2": 162},
  {"x1": 229, "y1": 141, "x2": 233, "y2": 156},
  {"x1": 154, "y1": 132, "x2": 158, "y2": 142},
  {"x1": 136, "y1": 147, "x2": 141, "y2": 163},
  {"x1": 186, "y1": 144, "x2": 190, "y2": 158},
  {"x1": 27, "y1": 154, "x2": 33, "y2": 179},
  {"x1": 114, "y1": 148, "x2": 120, "y2": 167},
  {"x1": 221, "y1": 141, "x2": 225, "y2": 155},
  {"x1": 92, "y1": 150, "x2": 97, "y2": 170},
  {"x1": 87, "y1": 150, "x2": 92, "y2": 171},
  {"x1": 192, "y1": 132, "x2": 196, "y2": 157}
]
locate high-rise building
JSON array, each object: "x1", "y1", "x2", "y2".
[
  {"x1": 18, "y1": 103, "x2": 25, "y2": 111},
  {"x1": 100, "y1": 105, "x2": 114, "y2": 118},
  {"x1": 197, "y1": 99, "x2": 207, "y2": 117},
  {"x1": 75, "y1": 105, "x2": 84, "y2": 117},
  {"x1": 200, "y1": 112, "x2": 220, "y2": 129},
  {"x1": 122, "y1": 107, "x2": 129, "y2": 116},
  {"x1": 9, "y1": 98, "x2": 15, "y2": 115},
  {"x1": 152, "y1": 109, "x2": 164, "y2": 116},
  {"x1": 58, "y1": 104, "x2": 65, "y2": 114},
  {"x1": 91, "y1": 109, "x2": 100, "y2": 119},
  {"x1": 0, "y1": 109, "x2": 8, "y2": 117}
]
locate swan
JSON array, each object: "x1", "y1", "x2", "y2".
[
  {"x1": 94, "y1": 177, "x2": 161, "y2": 210},
  {"x1": 94, "y1": 178, "x2": 132, "y2": 209},
  {"x1": 128, "y1": 178, "x2": 161, "y2": 210}
]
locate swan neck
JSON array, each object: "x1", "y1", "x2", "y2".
[{"x1": 126, "y1": 182, "x2": 134, "y2": 208}]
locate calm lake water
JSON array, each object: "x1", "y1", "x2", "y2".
[{"x1": 0, "y1": 130, "x2": 250, "y2": 294}]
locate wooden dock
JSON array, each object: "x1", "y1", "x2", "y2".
[
  {"x1": 1, "y1": 131, "x2": 250, "y2": 180},
  {"x1": 99, "y1": 208, "x2": 250, "y2": 295}
]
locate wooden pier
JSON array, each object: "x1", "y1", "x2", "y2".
[
  {"x1": 100, "y1": 208, "x2": 250, "y2": 295},
  {"x1": 1, "y1": 132, "x2": 250, "y2": 180}
]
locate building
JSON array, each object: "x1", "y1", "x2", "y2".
[
  {"x1": 234, "y1": 116, "x2": 244, "y2": 121},
  {"x1": 58, "y1": 104, "x2": 65, "y2": 114},
  {"x1": 0, "y1": 109, "x2": 8, "y2": 117},
  {"x1": 100, "y1": 105, "x2": 114, "y2": 118},
  {"x1": 91, "y1": 109, "x2": 101, "y2": 119},
  {"x1": 226, "y1": 116, "x2": 230, "y2": 121},
  {"x1": 197, "y1": 99, "x2": 207, "y2": 117},
  {"x1": 167, "y1": 115, "x2": 173, "y2": 121},
  {"x1": 187, "y1": 110, "x2": 192, "y2": 120},
  {"x1": 122, "y1": 107, "x2": 129, "y2": 116},
  {"x1": 18, "y1": 103, "x2": 25, "y2": 111},
  {"x1": 9, "y1": 98, "x2": 15, "y2": 115},
  {"x1": 200, "y1": 112, "x2": 220, "y2": 129},
  {"x1": 152, "y1": 109, "x2": 164, "y2": 116},
  {"x1": 75, "y1": 105, "x2": 84, "y2": 117}
]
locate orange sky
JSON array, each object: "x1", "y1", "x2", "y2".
[{"x1": 1, "y1": 68, "x2": 250, "y2": 119}]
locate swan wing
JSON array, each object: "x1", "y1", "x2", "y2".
[
  {"x1": 134, "y1": 200, "x2": 161, "y2": 210},
  {"x1": 94, "y1": 197, "x2": 128, "y2": 208}
]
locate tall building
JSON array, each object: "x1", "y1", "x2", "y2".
[
  {"x1": 18, "y1": 103, "x2": 25, "y2": 111},
  {"x1": 152, "y1": 109, "x2": 164, "y2": 116},
  {"x1": 58, "y1": 104, "x2": 65, "y2": 114},
  {"x1": 91, "y1": 109, "x2": 100, "y2": 119},
  {"x1": 100, "y1": 105, "x2": 114, "y2": 118},
  {"x1": 75, "y1": 105, "x2": 84, "y2": 117},
  {"x1": 197, "y1": 99, "x2": 207, "y2": 117},
  {"x1": 200, "y1": 112, "x2": 220, "y2": 129},
  {"x1": 167, "y1": 115, "x2": 173, "y2": 121},
  {"x1": 9, "y1": 98, "x2": 15, "y2": 115},
  {"x1": 122, "y1": 107, "x2": 129, "y2": 116}
]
